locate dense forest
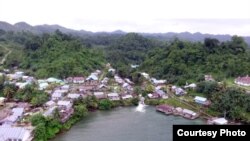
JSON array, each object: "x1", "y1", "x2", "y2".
[
  {"x1": 0, "y1": 30, "x2": 105, "y2": 78},
  {"x1": 140, "y1": 36, "x2": 249, "y2": 84},
  {"x1": 0, "y1": 29, "x2": 250, "y2": 84}
]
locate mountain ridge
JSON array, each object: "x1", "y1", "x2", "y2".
[{"x1": 0, "y1": 21, "x2": 249, "y2": 45}]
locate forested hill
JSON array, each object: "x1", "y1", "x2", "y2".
[
  {"x1": 1, "y1": 21, "x2": 250, "y2": 46},
  {"x1": 140, "y1": 36, "x2": 250, "y2": 85},
  {"x1": 1, "y1": 30, "x2": 105, "y2": 78},
  {"x1": 105, "y1": 33, "x2": 163, "y2": 77},
  {"x1": 1, "y1": 24, "x2": 250, "y2": 84}
]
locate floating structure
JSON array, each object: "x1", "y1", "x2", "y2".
[
  {"x1": 156, "y1": 105, "x2": 199, "y2": 120},
  {"x1": 156, "y1": 105, "x2": 174, "y2": 115}
]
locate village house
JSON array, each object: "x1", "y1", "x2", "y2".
[
  {"x1": 114, "y1": 75, "x2": 124, "y2": 84},
  {"x1": 151, "y1": 78, "x2": 166, "y2": 86},
  {"x1": 194, "y1": 96, "x2": 210, "y2": 106},
  {"x1": 78, "y1": 85, "x2": 95, "y2": 92},
  {"x1": 101, "y1": 77, "x2": 109, "y2": 84},
  {"x1": 94, "y1": 70, "x2": 102, "y2": 75},
  {"x1": 45, "y1": 100, "x2": 56, "y2": 108},
  {"x1": 1, "y1": 107, "x2": 24, "y2": 125},
  {"x1": 121, "y1": 94, "x2": 133, "y2": 100},
  {"x1": 93, "y1": 92, "x2": 107, "y2": 99},
  {"x1": 38, "y1": 81, "x2": 49, "y2": 90},
  {"x1": 72, "y1": 77, "x2": 85, "y2": 84},
  {"x1": 182, "y1": 109, "x2": 199, "y2": 119},
  {"x1": 57, "y1": 100, "x2": 72, "y2": 110},
  {"x1": 43, "y1": 106, "x2": 57, "y2": 117},
  {"x1": 5, "y1": 71, "x2": 25, "y2": 81},
  {"x1": 235, "y1": 75, "x2": 250, "y2": 86},
  {"x1": 52, "y1": 92, "x2": 63, "y2": 101},
  {"x1": 86, "y1": 73, "x2": 98, "y2": 81},
  {"x1": 156, "y1": 104, "x2": 175, "y2": 114},
  {"x1": 61, "y1": 85, "x2": 70, "y2": 90},
  {"x1": 172, "y1": 86, "x2": 187, "y2": 96},
  {"x1": 155, "y1": 90, "x2": 168, "y2": 99},
  {"x1": 122, "y1": 83, "x2": 133, "y2": 91},
  {"x1": 107, "y1": 93, "x2": 120, "y2": 101},
  {"x1": 47, "y1": 77, "x2": 62, "y2": 84},
  {"x1": 67, "y1": 93, "x2": 81, "y2": 100},
  {"x1": 98, "y1": 84, "x2": 109, "y2": 91},
  {"x1": 0, "y1": 126, "x2": 33, "y2": 141}
]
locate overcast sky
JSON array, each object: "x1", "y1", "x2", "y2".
[{"x1": 0, "y1": 0, "x2": 250, "y2": 36}]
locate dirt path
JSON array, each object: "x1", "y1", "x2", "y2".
[{"x1": 0, "y1": 46, "x2": 12, "y2": 65}]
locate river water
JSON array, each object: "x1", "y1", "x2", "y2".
[{"x1": 52, "y1": 105, "x2": 204, "y2": 141}]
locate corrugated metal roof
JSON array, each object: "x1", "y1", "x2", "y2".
[
  {"x1": 194, "y1": 96, "x2": 207, "y2": 102},
  {"x1": 0, "y1": 126, "x2": 29, "y2": 140},
  {"x1": 12, "y1": 108, "x2": 24, "y2": 116}
]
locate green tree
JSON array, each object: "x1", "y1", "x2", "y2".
[
  {"x1": 30, "y1": 114, "x2": 46, "y2": 126},
  {"x1": 34, "y1": 123, "x2": 47, "y2": 141},
  {"x1": 74, "y1": 104, "x2": 88, "y2": 118},
  {"x1": 98, "y1": 99, "x2": 113, "y2": 110},
  {"x1": 145, "y1": 84, "x2": 154, "y2": 93},
  {"x1": 3, "y1": 83, "x2": 16, "y2": 100}
]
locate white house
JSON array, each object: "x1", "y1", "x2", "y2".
[
  {"x1": 38, "y1": 82, "x2": 49, "y2": 90},
  {"x1": 151, "y1": 78, "x2": 166, "y2": 85},
  {"x1": 67, "y1": 93, "x2": 80, "y2": 99},
  {"x1": 107, "y1": 93, "x2": 120, "y2": 101},
  {"x1": 172, "y1": 86, "x2": 186, "y2": 95},
  {"x1": 72, "y1": 77, "x2": 85, "y2": 84},
  {"x1": 194, "y1": 96, "x2": 209, "y2": 105},
  {"x1": 47, "y1": 77, "x2": 62, "y2": 83},
  {"x1": 45, "y1": 100, "x2": 56, "y2": 107},
  {"x1": 12, "y1": 108, "x2": 24, "y2": 117},
  {"x1": 93, "y1": 92, "x2": 106, "y2": 99},
  {"x1": 57, "y1": 101, "x2": 72, "y2": 109},
  {"x1": 86, "y1": 74, "x2": 98, "y2": 81},
  {"x1": 61, "y1": 85, "x2": 70, "y2": 90},
  {"x1": 121, "y1": 94, "x2": 133, "y2": 100},
  {"x1": 114, "y1": 75, "x2": 124, "y2": 84},
  {"x1": 52, "y1": 93, "x2": 63, "y2": 101},
  {"x1": 0, "y1": 126, "x2": 33, "y2": 141}
]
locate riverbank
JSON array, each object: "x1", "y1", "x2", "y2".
[{"x1": 51, "y1": 106, "x2": 205, "y2": 141}]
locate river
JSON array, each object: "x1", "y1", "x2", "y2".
[{"x1": 52, "y1": 105, "x2": 204, "y2": 141}]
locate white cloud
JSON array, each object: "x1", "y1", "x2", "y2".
[{"x1": 0, "y1": 0, "x2": 249, "y2": 35}]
